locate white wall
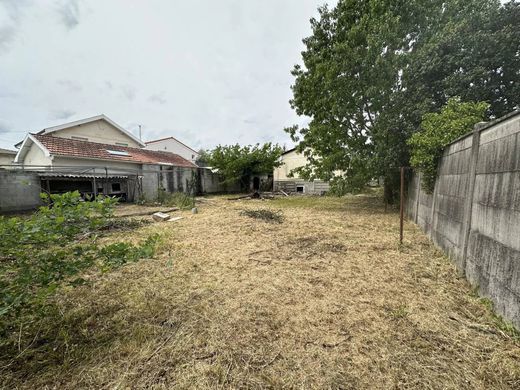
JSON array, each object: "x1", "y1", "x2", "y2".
[
  {"x1": 47, "y1": 119, "x2": 142, "y2": 148},
  {"x1": 0, "y1": 153, "x2": 15, "y2": 166},
  {"x1": 23, "y1": 145, "x2": 52, "y2": 166},
  {"x1": 145, "y1": 138, "x2": 199, "y2": 162},
  {"x1": 274, "y1": 149, "x2": 308, "y2": 181},
  {"x1": 53, "y1": 157, "x2": 142, "y2": 175}
]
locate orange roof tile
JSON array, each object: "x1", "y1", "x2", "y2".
[{"x1": 34, "y1": 134, "x2": 197, "y2": 168}]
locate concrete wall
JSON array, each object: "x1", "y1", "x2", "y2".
[
  {"x1": 274, "y1": 179, "x2": 330, "y2": 195},
  {"x1": 0, "y1": 171, "x2": 42, "y2": 212},
  {"x1": 141, "y1": 164, "x2": 160, "y2": 201},
  {"x1": 406, "y1": 111, "x2": 520, "y2": 328},
  {"x1": 159, "y1": 166, "x2": 197, "y2": 194},
  {"x1": 198, "y1": 168, "x2": 241, "y2": 194}
]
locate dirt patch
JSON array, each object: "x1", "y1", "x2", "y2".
[{"x1": 1, "y1": 195, "x2": 519, "y2": 389}]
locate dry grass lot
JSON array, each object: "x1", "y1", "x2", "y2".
[{"x1": 3, "y1": 194, "x2": 520, "y2": 389}]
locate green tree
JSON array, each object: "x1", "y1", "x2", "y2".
[
  {"x1": 287, "y1": 0, "x2": 520, "y2": 203},
  {"x1": 408, "y1": 98, "x2": 489, "y2": 193},
  {"x1": 205, "y1": 143, "x2": 283, "y2": 191}
]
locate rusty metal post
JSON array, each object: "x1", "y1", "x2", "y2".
[{"x1": 400, "y1": 166, "x2": 405, "y2": 244}]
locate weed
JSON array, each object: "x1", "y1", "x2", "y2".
[
  {"x1": 390, "y1": 305, "x2": 409, "y2": 320},
  {"x1": 0, "y1": 192, "x2": 162, "y2": 351},
  {"x1": 240, "y1": 209, "x2": 284, "y2": 223},
  {"x1": 158, "y1": 189, "x2": 195, "y2": 210},
  {"x1": 479, "y1": 297, "x2": 520, "y2": 340}
]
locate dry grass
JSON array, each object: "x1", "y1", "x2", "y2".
[{"x1": 1, "y1": 194, "x2": 520, "y2": 389}]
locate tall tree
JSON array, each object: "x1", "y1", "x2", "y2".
[
  {"x1": 288, "y1": 0, "x2": 520, "y2": 203},
  {"x1": 204, "y1": 143, "x2": 283, "y2": 191}
]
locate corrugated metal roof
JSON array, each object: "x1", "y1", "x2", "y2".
[{"x1": 38, "y1": 173, "x2": 131, "y2": 179}]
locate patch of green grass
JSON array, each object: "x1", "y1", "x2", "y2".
[
  {"x1": 271, "y1": 193, "x2": 386, "y2": 213},
  {"x1": 479, "y1": 297, "x2": 520, "y2": 340},
  {"x1": 390, "y1": 305, "x2": 409, "y2": 320},
  {"x1": 157, "y1": 190, "x2": 195, "y2": 210}
]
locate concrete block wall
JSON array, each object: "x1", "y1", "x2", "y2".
[
  {"x1": 141, "y1": 164, "x2": 160, "y2": 201},
  {"x1": 159, "y1": 167, "x2": 197, "y2": 194},
  {"x1": 274, "y1": 179, "x2": 330, "y2": 195},
  {"x1": 198, "y1": 168, "x2": 241, "y2": 194},
  {"x1": 406, "y1": 111, "x2": 520, "y2": 328},
  {"x1": 0, "y1": 171, "x2": 42, "y2": 212}
]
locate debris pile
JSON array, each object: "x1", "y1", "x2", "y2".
[
  {"x1": 239, "y1": 209, "x2": 284, "y2": 224},
  {"x1": 228, "y1": 191, "x2": 288, "y2": 201}
]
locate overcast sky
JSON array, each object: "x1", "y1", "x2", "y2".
[{"x1": 0, "y1": 0, "x2": 333, "y2": 151}]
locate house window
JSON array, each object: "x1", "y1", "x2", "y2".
[
  {"x1": 106, "y1": 150, "x2": 129, "y2": 156},
  {"x1": 115, "y1": 142, "x2": 128, "y2": 146},
  {"x1": 111, "y1": 183, "x2": 121, "y2": 192},
  {"x1": 296, "y1": 185, "x2": 304, "y2": 193}
]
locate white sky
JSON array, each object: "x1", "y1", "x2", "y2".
[{"x1": 0, "y1": 0, "x2": 332, "y2": 151}]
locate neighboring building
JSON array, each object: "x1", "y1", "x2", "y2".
[
  {"x1": 144, "y1": 136, "x2": 199, "y2": 163},
  {"x1": 0, "y1": 148, "x2": 17, "y2": 167},
  {"x1": 14, "y1": 114, "x2": 145, "y2": 149},
  {"x1": 273, "y1": 148, "x2": 330, "y2": 195},
  {"x1": 11, "y1": 115, "x2": 198, "y2": 202}
]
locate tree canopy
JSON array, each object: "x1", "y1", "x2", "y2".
[
  {"x1": 203, "y1": 143, "x2": 283, "y2": 191},
  {"x1": 287, "y1": 0, "x2": 520, "y2": 202}
]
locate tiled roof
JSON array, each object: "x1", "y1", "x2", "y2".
[{"x1": 33, "y1": 134, "x2": 197, "y2": 168}]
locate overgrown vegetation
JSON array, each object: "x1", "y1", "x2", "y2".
[
  {"x1": 0, "y1": 191, "x2": 160, "y2": 351},
  {"x1": 287, "y1": 0, "x2": 520, "y2": 203},
  {"x1": 240, "y1": 209, "x2": 284, "y2": 223},
  {"x1": 479, "y1": 297, "x2": 520, "y2": 342},
  {"x1": 202, "y1": 143, "x2": 283, "y2": 191},
  {"x1": 158, "y1": 188, "x2": 195, "y2": 210},
  {"x1": 408, "y1": 98, "x2": 489, "y2": 192}
]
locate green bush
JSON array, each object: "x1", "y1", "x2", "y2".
[
  {"x1": 0, "y1": 192, "x2": 160, "y2": 340},
  {"x1": 99, "y1": 234, "x2": 160, "y2": 270},
  {"x1": 408, "y1": 98, "x2": 489, "y2": 193}
]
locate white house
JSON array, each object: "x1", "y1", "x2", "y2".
[
  {"x1": 12, "y1": 115, "x2": 197, "y2": 201},
  {"x1": 144, "y1": 136, "x2": 199, "y2": 163},
  {"x1": 0, "y1": 148, "x2": 17, "y2": 167},
  {"x1": 273, "y1": 148, "x2": 330, "y2": 195}
]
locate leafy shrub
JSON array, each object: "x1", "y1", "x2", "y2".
[
  {"x1": 408, "y1": 98, "x2": 489, "y2": 193},
  {"x1": 99, "y1": 234, "x2": 161, "y2": 270},
  {"x1": 0, "y1": 192, "x2": 160, "y2": 341}
]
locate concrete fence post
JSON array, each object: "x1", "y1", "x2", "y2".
[
  {"x1": 428, "y1": 172, "x2": 439, "y2": 238},
  {"x1": 414, "y1": 171, "x2": 421, "y2": 224},
  {"x1": 459, "y1": 122, "x2": 485, "y2": 274}
]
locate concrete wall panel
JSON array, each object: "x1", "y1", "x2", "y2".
[
  {"x1": 406, "y1": 111, "x2": 520, "y2": 328},
  {"x1": 0, "y1": 171, "x2": 42, "y2": 212}
]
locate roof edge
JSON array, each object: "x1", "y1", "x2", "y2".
[
  {"x1": 145, "y1": 136, "x2": 199, "y2": 154},
  {"x1": 14, "y1": 134, "x2": 52, "y2": 163},
  {"x1": 41, "y1": 114, "x2": 146, "y2": 147}
]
